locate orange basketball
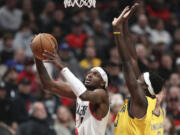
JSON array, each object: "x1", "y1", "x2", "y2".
[{"x1": 31, "y1": 33, "x2": 58, "y2": 60}]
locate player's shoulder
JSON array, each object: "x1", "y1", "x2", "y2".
[
  {"x1": 94, "y1": 88, "x2": 107, "y2": 95},
  {"x1": 94, "y1": 88, "x2": 109, "y2": 102}
]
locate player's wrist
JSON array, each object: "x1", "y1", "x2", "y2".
[{"x1": 113, "y1": 25, "x2": 123, "y2": 33}]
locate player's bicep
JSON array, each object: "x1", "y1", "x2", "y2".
[
  {"x1": 80, "y1": 89, "x2": 106, "y2": 104},
  {"x1": 47, "y1": 81, "x2": 76, "y2": 99}
]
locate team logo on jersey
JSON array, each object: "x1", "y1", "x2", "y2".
[
  {"x1": 114, "y1": 113, "x2": 119, "y2": 127},
  {"x1": 120, "y1": 105, "x2": 126, "y2": 113},
  {"x1": 76, "y1": 104, "x2": 88, "y2": 116}
]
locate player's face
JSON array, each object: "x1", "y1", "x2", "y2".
[{"x1": 85, "y1": 70, "x2": 104, "y2": 90}]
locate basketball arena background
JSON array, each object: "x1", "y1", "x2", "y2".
[{"x1": 0, "y1": 0, "x2": 180, "y2": 135}]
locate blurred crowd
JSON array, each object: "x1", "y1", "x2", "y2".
[{"x1": 0, "y1": 0, "x2": 180, "y2": 135}]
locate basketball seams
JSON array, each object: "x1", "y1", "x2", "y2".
[
  {"x1": 39, "y1": 34, "x2": 44, "y2": 60},
  {"x1": 51, "y1": 37, "x2": 58, "y2": 49},
  {"x1": 42, "y1": 34, "x2": 55, "y2": 50}
]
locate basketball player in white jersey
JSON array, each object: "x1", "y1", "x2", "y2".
[{"x1": 32, "y1": 47, "x2": 110, "y2": 135}]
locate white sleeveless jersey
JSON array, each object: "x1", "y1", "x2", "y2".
[{"x1": 75, "y1": 98, "x2": 109, "y2": 135}]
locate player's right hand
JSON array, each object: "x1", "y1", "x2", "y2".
[{"x1": 42, "y1": 48, "x2": 65, "y2": 70}]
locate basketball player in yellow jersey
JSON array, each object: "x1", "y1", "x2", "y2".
[
  {"x1": 149, "y1": 90, "x2": 165, "y2": 135},
  {"x1": 112, "y1": 3, "x2": 165, "y2": 135}
]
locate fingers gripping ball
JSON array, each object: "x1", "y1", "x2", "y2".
[{"x1": 31, "y1": 33, "x2": 58, "y2": 60}]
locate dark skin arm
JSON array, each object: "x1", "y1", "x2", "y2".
[
  {"x1": 43, "y1": 49, "x2": 109, "y2": 118},
  {"x1": 122, "y1": 7, "x2": 141, "y2": 78},
  {"x1": 112, "y1": 5, "x2": 147, "y2": 118},
  {"x1": 35, "y1": 58, "x2": 76, "y2": 99}
]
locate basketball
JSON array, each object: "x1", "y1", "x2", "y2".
[{"x1": 31, "y1": 33, "x2": 58, "y2": 60}]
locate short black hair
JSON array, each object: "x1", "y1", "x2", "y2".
[{"x1": 149, "y1": 72, "x2": 164, "y2": 94}]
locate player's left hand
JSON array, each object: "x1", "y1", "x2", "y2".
[
  {"x1": 112, "y1": 3, "x2": 139, "y2": 28},
  {"x1": 123, "y1": 3, "x2": 139, "y2": 21}
]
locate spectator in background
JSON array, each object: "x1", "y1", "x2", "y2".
[
  {"x1": 131, "y1": 14, "x2": 152, "y2": 36},
  {"x1": 168, "y1": 73, "x2": 180, "y2": 86},
  {"x1": 17, "y1": 57, "x2": 35, "y2": 84},
  {"x1": 172, "y1": 42, "x2": 180, "y2": 64},
  {"x1": 80, "y1": 46, "x2": 101, "y2": 71},
  {"x1": 146, "y1": 0, "x2": 170, "y2": 21},
  {"x1": 51, "y1": 25, "x2": 63, "y2": 44},
  {"x1": 150, "y1": 18, "x2": 172, "y2": 46},
  {"x1": 58, "y1": 42, "x2": 84, "y2": 80},
  {"x1": 38, "y1": 0, "x2": 55, "y2": 33},
  {"x1": 13, "y1": 22, "x2": 33, "y2": 57},
  {"x1": 103, "y1": 0, "x2": 119, "y2": 23},
  {"x1": 105, "y1": 112, "x2": 114, "y2": 135},
  {"x1": 166, "y1": 86, "x2": 180, "y2": 127},
  {"x1": 37, "y1": 90, "x2": 60, "y2": 118},
  {"x1": 66, "y1": 21, "x2": 87, "y2": 55},
  {"x1": 6, "y1": 48, "x2": 25, "y2": 73},
  {"x1": 164, "y1": 115, "x2": 178, "y2": 135},
  {"x1": 93, "y1": 20, "x2": 110, "y2": 47},
  {"x1": 17, "y1": 102, "x2": 56, "y2": 135},
  {"x1": 136, "y1": 44, "x2": 149, "y2": 72},
  {"x1": 152, "y1": 42, "x2": 167, "y2": 61},
  {"x1": 0, "y1": 0, "x2": 22, "y2": 32},
  {"x1": 0, "y1": 82, "x2": 17, "y2": 135},
  {"x1": 158, "y1": 54, "x2": 173, "y2": 80},
  {"x1": 0, "y1": 33, "x2": 14, "y2": 64},
  {"x1": 147, "y1": 55, "x2": 159, "y2": 72},
  {"x1": 22, "y1": 0, "x2": 32, "y2": 13},
  {"x1": 84, "y1": 9, "x2": 100, "y2": 36},
  {"x1": 109, "y1": 47, "x2": 120, "y2": 64},
  {"x1": 22, "y1": 12, "x2": 39, "y2": 34},
  {"x1": 14, "y1": 78, "x2": 36, "y2": 123},
  {"x1": 168, "y1": 14, "x2": 179, "y2": 34},
  {"x1": 105, "y1": 61, "x2": 123, "y2": 93},
  {"x1": 110, "y1": 94, "x2": 124, "y2": 118},
  {"x1": 175, "y1": 58, "x2": 180, "y2": 74},
  {"x1": 54, "y1": 106, "x2": 75, "y2": 135},
  {"x1": 51, "y1": 10, "x2": 68, "y2": 38},
  {"x1": 174, "y1": 29, "x2": 180, "y2": 42},
  {"x1": 2, "y1": 67, "x2": 18, "y2": 99}
]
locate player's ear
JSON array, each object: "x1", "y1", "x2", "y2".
[{"x1": 100, "y1": 81, "x2": 105, "y2": 88}]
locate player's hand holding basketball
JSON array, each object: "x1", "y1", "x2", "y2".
[{"x1": 43, "y1": 49, "x2": 65, "y2": 70}]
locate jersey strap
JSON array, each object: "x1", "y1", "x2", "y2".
[{"x1": 89, "y1": 103, "x2": 102, "y2": 121}]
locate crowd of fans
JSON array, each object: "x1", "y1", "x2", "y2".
[{"x1": 0, "y1": 0, "x2": 180, "y2": 135}]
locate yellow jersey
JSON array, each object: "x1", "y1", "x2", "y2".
[
  {"x1": 114, "y1": 96, "x2": 157, "y2": 135},
  {"x1": 147, "y1": 108, "x2": 164, "y2": 135}
]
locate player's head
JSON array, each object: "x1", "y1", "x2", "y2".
[
  {"x1": 137, "y1": 72, "x2": 164, "y2": 97},
  {"x1": 85, "y1": 67, "x2": 108, "y2": 90}
]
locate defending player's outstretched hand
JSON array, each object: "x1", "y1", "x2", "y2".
[
  {"x1": 112, "y1": 6, "x2": 129, "y2": 28},
  {"x1": 112, "y1": 3, "x2": 139, "y2": 29},
  {"x1": 43, "y1": 48, "x2": 65, "y2": 70}
]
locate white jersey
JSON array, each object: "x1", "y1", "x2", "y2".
[{"x1": 75, "y1": 98, "x2": 109, "y2": 135}]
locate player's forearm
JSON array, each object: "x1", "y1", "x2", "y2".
[
  {"x1": 123, "y1": 22, "x2": 137, "y2": 60},
  {"x1": 61, "y1": 67, "x2": 87, "y2": 97},
  {"x1": 113, "y1": 27, "x2": 131, "y2": 63},
  {"x1": 35, "y1": 59, "x2": 76, "y2": 98},
  {"x1": 35, "y1": 58, "x2": 52, "y2": 89}
]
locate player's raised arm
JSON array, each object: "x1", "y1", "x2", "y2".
[
  {"x1": 35, "y1": 58, "x2": 76, "y2": 99},
  {"x1": 112, "y1": 5, "x2": 147, "y2": 118},
  {"x1": 122, "y1": 3, "x2": 141, "y2": 78}
]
